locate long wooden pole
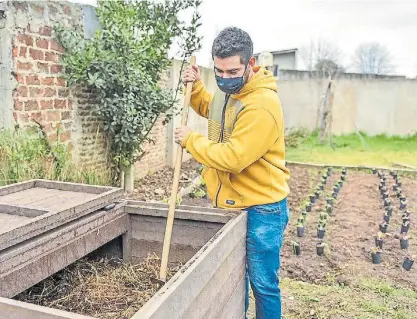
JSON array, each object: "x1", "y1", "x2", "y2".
[{"x1": 159, "y1": 56, "x2": 196, "y2": 282}]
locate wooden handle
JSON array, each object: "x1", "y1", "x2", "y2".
[{"x1": 159, "y1": 56, "x2": 196, "y2": 281}]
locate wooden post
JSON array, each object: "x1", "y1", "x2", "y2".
[{"x1": 159, "y1": 56, "x2": 196, "y2": 282}]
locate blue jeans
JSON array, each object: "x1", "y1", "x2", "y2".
[{"x1": 245, "y1": 198, "x2": 290, "y2": 319}]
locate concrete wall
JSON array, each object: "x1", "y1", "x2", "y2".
[
  {"x1": 277, "y1": 70, "x2": 417, "y2": 136},
  {"x1": 272, "y1": 52, "x2": 296, "y2": 70}
]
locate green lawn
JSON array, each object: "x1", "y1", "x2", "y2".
[{"x1": 286, "y1": 132, "x2": 417, "y2": 168}]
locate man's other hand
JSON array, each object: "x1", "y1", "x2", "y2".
[
  {"x1": 174, "y1": 126, "x2": 193, "y2": 146},
  {"x1": 182, "y1": 65, "x2": 201, "y2": 86}
]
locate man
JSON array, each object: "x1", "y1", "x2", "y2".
[{"x1": 174, "y1": 27, "x2": 290, "y2": 319}]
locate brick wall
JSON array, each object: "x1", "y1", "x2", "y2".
[{"x1": 3, "y1": 0, "x2": 170, "y2": 179}]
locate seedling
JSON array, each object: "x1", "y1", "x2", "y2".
[
  {"x1": 402, "y1": 255, "x2": 414, "y2": 271},
  {"x1": 400, "y1": 235, "x2": 409, "y2": 250},
  {"x1": 401, "y1": 221, "x2": 410, "y2": 234},
  {"x1": 319, "y1": 212, "x2": 329, "y2": 221},
  {"x1": 385, "y1": 204, "x2": 393, "y2": 217},
  {"x1": 384, "y1": 198, "x2": 391, "y2": 208},
  {"x1": 301, "y1": 210, "x2": 308, "y2": 218},
  {"x1": 327, "y1": 197, "x2": 333, "y2": 205},
  {"x1": 327, "y1": 167, "x2": 332, "y2": 176},
  {"x1": 292, "y1": 241, "x2": 301, "y2": 256},
  {"x1": 371, "y1": 247, "x2": 382, "y2": 264},
  {"x1": 400, "y1": 199, "x2": 407, "y2": 210},
  {"x1": 375, "y1": 232, "x2": 384, "y2": 249},
  {"x1": 341, "y1": 175, "x2": 346, "y2": 181},
  {"x1": 326, "y1": 204, "x2": 333, "y2": 214},
  {"x1": 383, "y1": 211, "x2": 391, "y2": 223},
  {"x1": 342, "y1": 168, "x2": 347, "y2": 175},
  {"x1": 372, "y1": 168, "x2": 377, "y2": 174},
  {"x1": 396, "y1": 188, "x2": 403, "y2": 198}
]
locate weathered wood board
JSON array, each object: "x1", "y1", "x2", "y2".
[{"x1": 0, "y1": 180, "x2": 123, "y2": 250}]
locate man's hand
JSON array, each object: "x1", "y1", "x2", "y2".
[
  {"x1": 182, "y1": 65, "x2": 201, "y2": 86},
  {"x1": 174, "y1": 126, "x2": 193, "y2": 146}
]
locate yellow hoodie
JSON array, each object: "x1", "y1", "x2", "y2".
[{"x1": 182, "y1": 66, "x2": 290, "y2": 209}]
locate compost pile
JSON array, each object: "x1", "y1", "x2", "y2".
[{"x1": 15, "y1": 254, "x2": 182, "y2": 319}]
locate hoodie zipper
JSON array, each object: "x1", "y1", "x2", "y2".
[{"x1": 214, "y1": 94, "x2": 230, "y2": 207}]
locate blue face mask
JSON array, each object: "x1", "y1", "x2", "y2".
[{"x1": 215, "y1": 65, "x2": 248, "y2": 94}]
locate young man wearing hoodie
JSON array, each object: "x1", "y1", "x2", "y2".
[{"x1": 174, "y1": 27, "x2": 290, "y2": 319}]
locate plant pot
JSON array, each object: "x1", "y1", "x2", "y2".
[
  {"x1": 386, "y1": 206, "x2": 393, "y2": 217},
  {"x1": 306, "y1": 204, "x2": 312, "y2": 213},
  {"x1": 310, "y1": 195, "x2": 316, "y2": 204},
  {"x1": 315, "y1": 191, "x2": 321, "y2": 198},
  {"x1": 397, "y1": 191, "x2": 402, "y2": 198},
  {"x1": 375, "y1": 238, "x2": 384, "y2": 249},
  {"x1": 393, "y1": 184, "x2": 398, "y2": 192},
  {"x1": 400, "y1": 195, "x2": 406, "y2": 201},
  {"x1": 316, "y1": 244, "x2": 325, "y2": 256},
  {"x1": 397, "y1": 181, "x2": 402, "y2": 188},
  {"x1": 379, "y1": 222, "x2": 388, "y2": 233},
  {"x1": 327, "y1": 198, "x2": 333, "y2": 205},
  {"x1": 319, "y1": 185, "x2": 324, "y2": 191},
  {"x1": 401, "y1": 223, "x2": 410, "y2": 234},
  {"x1": 382, "y1": 192, "x2": 389, "y2": 200},
  {"x1": 372, "y1": 168, "x2": 377, "y2": 174},
  {"x1": 332, "y1": 192, "x2": 338, "y2": 199},
  {"x1": 400, "y1": 201, "x2": 407, "y2": 210},
  {"x1": 400, "y1": 238, "x2": 409, "y2": 249},
  {"x1": 383, "y1": 214, "x2": 391, "y2": 223},
  {"x1": 317, "y1": 229, "x2": 326, "y2": 239},
  {"x1": 341, "y1": 175, "x2": 346, "y2": 181},
  {"x1": 371, "y1": 252, "x2": 382, "y2": 264},
  {"x1": 402, "y1": 257, "x2": 414, "y2": 271},
  {"x1": 293, "y1": 243, "x2": 301, "y2": 256},
  {"x1": 297, "y1": 226, "x2": 305, "y2": 237},
  {"x1": 326, "y1": 205, "x2": 332, "y2": 214},
  {"x1": 301, "y1": 210, "x2": 307, "y2": 218},
  {"x1": 384, "y1": 199, "x2": 390, "y2": 207}
]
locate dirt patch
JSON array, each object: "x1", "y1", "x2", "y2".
[
  {"x1": 281, "y1": 167, "x2": 417, "y2": 290},
  {"x1": 14, "y1": 255, "x2": 182, "y2": 319}
]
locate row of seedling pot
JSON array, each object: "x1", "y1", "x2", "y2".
[
  {"x1": 372, "y1": 169, "x2": 413, "y2": 271},
  {"x1": 293, "y1": 168, "x2": 347, "y2": 257}
]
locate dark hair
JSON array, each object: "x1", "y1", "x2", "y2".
[{"x1": 211, "y1": 27, "x2": 253, "y2": 65}]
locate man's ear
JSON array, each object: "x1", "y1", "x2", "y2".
[{"x1": 248, "y1": 57, "x2": 256, "y2": 67}]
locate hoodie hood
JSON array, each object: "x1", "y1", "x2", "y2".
[{"x1": 232, "y1": 65, "x2": 277, "y2": 98}]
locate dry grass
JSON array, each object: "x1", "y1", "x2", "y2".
[{"x1": 15, "y1": 254, "x2": 182, "y2": 319}]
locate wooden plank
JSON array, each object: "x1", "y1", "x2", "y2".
[
  {"x1": 0, "y1": 180, "x2": 34, "y2": 197},
  {"x1": 126, "y1": 200, "x2": 239, "y2": 215},
  {"x1": 131, "y1": 212, "x2": 247, "y2": 319},
  {"x1": 126, "y1": 205, "x2": 233, "y2": 224},
  {"x1": 0, "y1": 297, "x2": 95, "y2": 319},
  {"x1": 0, "y1": 213, "x2": 128, "y2": 298},
  {"x1": 220, "y1": 275, "x2": 246, "y2": 319},
  {"x1": 182, "y1": 237, "x2": 246, "y2": 318},
  {"x1": 0, "y1": 203, "x2": 49, "y2": 217},
  {"x1": 42, "y1": 193, "x2": 97, "y2": 211},
  {"x1": 131, "y1": 214, "x2": 223, "y2": 248},
  {"x1": 34, "y1": 180, "x2": 113, "y2": 194},
  {"x1": 0, "y1": 187, "x2": 123, "y2": 251},
  {"x1": 0, "y1": 213, "x2": 30, "y2": 233},
  {"x1": 0, "y1": 205, "x2": 126, "y2": 273},
  {"x1": 122, "y1": 214, "x2": 132, "y2": 263},
  {"x1": 0, "y1": 188, "x2": 60, "y2": 204}
]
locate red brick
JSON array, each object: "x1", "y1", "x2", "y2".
[
  {"x1": 51, "y1": 64, "x2": 63, "y2": 74},
  {"x1": 48, "y1": 133, "x2": 58, "y2": 143},
  {"x1": 30, "y1": 112, "x2": 43, "y2": 122},
  {"x1": 60, "y1": 130, "x2": 71, "y2": 142},
  {"x1": 19, "y1": 47, "x2": 27, "y2": 58},
  {"x1": 18, "y1": 33, "x2": 33, "y2": 46},
  {"x1": 54, "y1": 99, "x2": 66, "y2": 109},
  {"x1": 43, "y1": 88, "x2": 56, "y2": 98},
  {"x1": 29, "y1": 48, "x2": 44, "y2": 60},
  {"x1": 37, "y1": 62, "x2": 49, "y2": 73},
  {"x1": 56, "y1": 78, "x2": 66, "y2": 87},
  {"x1": 61, "y1": 111, "x2": 71, "y2": 120},
  {"x1": 39, "y1": 26, "x2": 52, "y2": 37},
  {"x1": 41, "y1": 76, "x2": 55, "y2": 85},
  {"x1": 45, "y1": 52, "x2": 58, "y2": 62},
  {"x1": 30, "y1": 87, "x2": 44, "y2": 97},
  {"x1": 13, "y1": 46, "x2": 19, "y2": 58},
  {"x1": 36, "y1": 38, "x2": 49, "y2": 49},
  {"x1": 50, "y1": 39, "x2": 64, "y2": 53},
  {"x1": 16, "y1": 61, "x2": 32, "y2": 71},
  {"x1": 58, "y1": 88, "x2": 69, "y2": 98},
  {"x1": 25, "y1": 100, "x2": 39, "y2": 111},
  {"x1": 40, "y1": 100, "x2": 54, "y2": 110},
  {"x1": 14, "y1": 100, "x2": 24, "y2": 111},
  {"x1": 46, "y1": 110, "x2": 61, "y2": 122},
  {"x1": 16, "y1": 86, "x2": 28, "y2": 98},
  {"x1": 26, "y1": 74, "x2": 40, "y2": 85},
  {"x1": 18, "y1": 112, "x2": 29, "y2": 123},
  {"x1": 14, "y1": 73, "x2": 25, "y2": 84}
]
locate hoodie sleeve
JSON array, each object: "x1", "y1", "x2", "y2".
[
  {"x1": 182, "y1": 106, "x2": 278, "y2": 174},
  {"x1": 186, "y1": 80, "x2": 213, "y2": 118}
]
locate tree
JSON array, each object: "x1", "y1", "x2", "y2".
[
  {"x1": 54, "y1": 0, "x2": 202, "y2": 187},
  {"x1": 315, "y1": 59, "x2": 345, "y2": 75},
  {"x1": 352, "y1": 42, "x2": 395, "y2": 75},
  {"x1": 301, "y1": 38, "x2": 343, "y2": 73}
]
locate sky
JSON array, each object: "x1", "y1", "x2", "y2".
[{"x1": 71, "y1": 0, "x2": 417, "y2": 78}]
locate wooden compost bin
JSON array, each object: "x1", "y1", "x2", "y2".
[{"x1": 0, "y1": 181, "x2": 247, "y2": 319}]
